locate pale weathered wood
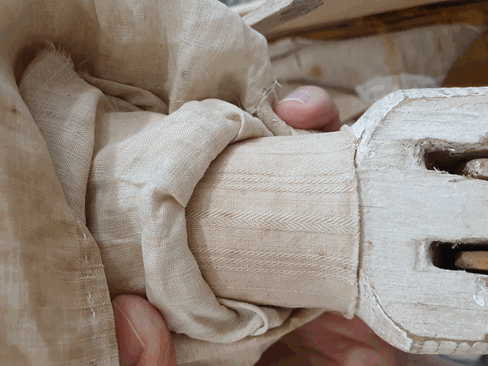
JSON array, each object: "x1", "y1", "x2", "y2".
[
  {"x1": 278, "y1": 1, "x2": 488, "y2": 43},
  {"x1": 240, "y1": 0, "x2": 446, "y2": 37},
  {"x1": 352, "y1": 87, "x2": 488, "y2": 355}
]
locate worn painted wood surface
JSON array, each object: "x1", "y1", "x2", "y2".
[
  {"x1": 268, "y1": 1, "x2": 488, "y2": 42},
  {"x1": 351, "y1": 87, "x2": 488, "y2": 355},
  {"x1": 241, "y1": 0, "x2": 445, "y2": 37}
]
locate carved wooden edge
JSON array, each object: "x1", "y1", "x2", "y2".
[
  {"x1": 352, "y1": 86, "x2": 488, "y2": 355},
  {"x1": 357, "y1": 275, "x2": 488, "y2": 355},
  {"x1": 351, "y1": 87, "x2": 488, "y2": 166},
  {"x1": 239, "y1": 0, "x2": 460, "y2": 39}
]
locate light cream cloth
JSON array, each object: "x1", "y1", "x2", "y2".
[{"x1": 0, "y1": 0, "x2": 360, "y2": 364}]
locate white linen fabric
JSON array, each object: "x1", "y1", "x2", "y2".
[{"x1": 0, "y1": 0, "x2": 360, "y2": 364}]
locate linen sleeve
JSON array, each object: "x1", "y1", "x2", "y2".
[{"x1": 1, "y1": 0, "x2": 360, "y2": 364}]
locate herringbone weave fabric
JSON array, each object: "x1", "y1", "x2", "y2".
[{"x1": 0, "y1": 0, "x2": 360, "y2": 364}]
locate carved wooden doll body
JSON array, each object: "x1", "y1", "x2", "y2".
[
  {"x1": 187, "y1": 87, "x2": 488, "y2": 356},
  {"x1": 352, "y1": 87, "x2": 488, "y2": 355}
]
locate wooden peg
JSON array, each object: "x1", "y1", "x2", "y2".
[
  {"x1": 456, "y1": 251, "x2": 488, "y2": 273},
  {"x1": 462, "y1": 158, "x2": 488, "y2": 181}
]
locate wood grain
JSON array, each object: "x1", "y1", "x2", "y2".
[
  {"x1": 456, "y1": 252, "x2": 488, "y2": 272},
  {"x1": 351, "y1": 87, "x2": 488, "y2": 355},
  {"x1": 270, "y1": 0, "x2": 488, "y2": 42}
]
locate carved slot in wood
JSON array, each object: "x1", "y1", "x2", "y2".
[
  {"x1": 430, "y1": 242, "x2": 488, "y2": 275},
  {"x1": 423, "y1": 144, "x2": 488, "y2": 178}
]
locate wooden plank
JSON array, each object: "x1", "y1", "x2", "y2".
[
  {"x1": 271, "y1": 0, "x2": 488, "y2": 42},
  {"x1": 238, "y1": 0, "x2": 488, "y2": 42},
  {"x1": 242, "y1": 0, "x2": 447, "y2": 35},
  {"x1": 351, "y1": 87, "x2": 488, "y2": 355},
  {"x1": 241, "y1": 0, "x2": 488, "y2": 40},
  {"x1": 264, "y1": 0, "x2": 447, "y2": 38}
]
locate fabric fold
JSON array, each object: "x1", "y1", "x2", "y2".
[
  {"x1": 2, "y1": 0, "x2": 360, "y2": 364},
  {"x1": 187, "y1": 129, "x2": 360, "y2": 317},
  {"x1": 86, "y1": 96, "x2": 285, "y2": 342}
]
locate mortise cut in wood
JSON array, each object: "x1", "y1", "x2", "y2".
[
  {"x1": 352, "y1": 87, "x2": 488, "y2": 355},
  {"x1": 456, "y1": 251, "x2": 488, "y2": 274},
  {"x1": 431, "y1": 242, "x2": 488, "y2": 274},
  {"x1": 422, "y1": 141, "x2": 488, "y2": 176}
]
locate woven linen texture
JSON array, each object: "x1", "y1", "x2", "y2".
[{"x1": 1, "y1": 0, "x2": 360, "y2": 364}]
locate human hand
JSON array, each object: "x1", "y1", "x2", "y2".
[
  {"x1": 274, "y1": 85, "x2": 341, "y2": 132},
  {"x1": 256, "y1": 312, "x2": 396, "y2": 366},
  {"x1": 112, "y1": 294, "x2": 177, "y2": 366},
  {"x1": 256, "y1": 87, "x2": 397, "y2": 366},
  {"x1": 112, "y1": 86, "x2": 344, "y2": 366}
]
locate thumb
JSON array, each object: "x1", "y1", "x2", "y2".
[
  {"x1": 112, "y1": 294, "x2": 177, "y2": 366},
  {"x1": 274, "y1": 86, "x2": 340, "y2": 132}
]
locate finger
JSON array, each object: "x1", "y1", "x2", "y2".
[
  {"x1": 265, "y1": 325, "x2": 392, "y2": 366},
  {"x1": 297, "y1": 331, "x2": 394, "y2": 366},
  {"x1": 299, "y1": 334, "x2": 390, "y2": 366},
  {"x1": 318, "y1": 315, "x2": 396, "y2": 365},
  {"x1": 274, "y1": 86, "x2": 340, "y2": 132},
  {"x1": 112, "y1": 294, "x2": 177, "y2": 366},
  {"x1": 344, "y1": 346, "x2": 394, "y2": 366},
  {"x1": 315, "y1": 313, "x2": 381, "y2": 346},
  {"x1": 290, "y1": 313, "x2": 396, "y2": 366}
]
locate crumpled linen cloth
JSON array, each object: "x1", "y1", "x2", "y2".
[{"x1": 0, "y1": 0, "x2": 360, "y2": 365}]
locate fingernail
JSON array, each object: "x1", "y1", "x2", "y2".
[{"x1": 279, "y1": 88, "x2": 311, "y2": 104}]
